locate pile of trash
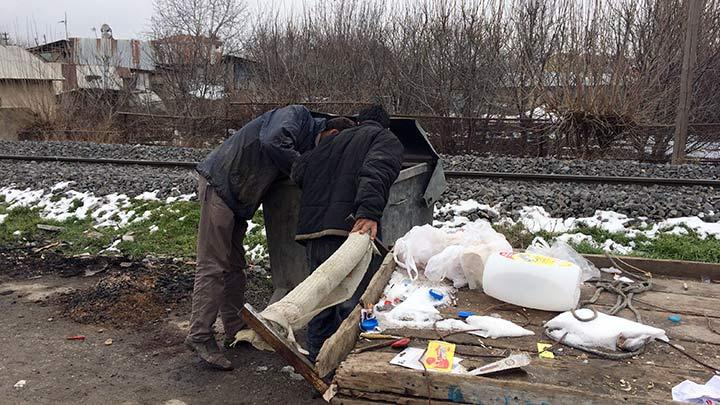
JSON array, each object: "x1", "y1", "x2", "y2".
[{"x1": 368, "y1": 219, "x2": 669, "y2": 355}]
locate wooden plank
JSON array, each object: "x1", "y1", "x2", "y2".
[
  {"x1": 584, "y1": 254, "x2": 720, "y2": 280},
  {"x1": 336, "y1": 389, "x2": 459, "y2": 404},
  {"x1": 589, "y1": 289, "x2": 720, "y2": 319},
  {"x1": 316, "y1": 253, "x2": 397, "y2": 378},
  {"x1": 379, "y1": 328, "x2": 720, "y2": 374},
  {"x1": 445, "y1": 287, "x2": 720, "y2": 345},
  {"x1": 335, "y1": 352, "x2": 678, "y2": 404},
  {"x1": 332, "y1": 396, "x2": 389, "y2": 405},
  {"x1": 240, "y1": 304, "x2": 329, "y2": 394},
  {"x1": 651, "y1": 277, "x2": 720, "y2": 300}
]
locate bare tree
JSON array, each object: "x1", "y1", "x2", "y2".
[{"x1": 150, "y1": 0, "x2": 248, "y2": 115}]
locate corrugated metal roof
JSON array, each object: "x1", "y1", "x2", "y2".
[
  {"x1": 72, "y1": 38, "x2": 155, "y2": 71},
  {"x1": 0, "y1": 45, "x2": 64, "y2": 81}
]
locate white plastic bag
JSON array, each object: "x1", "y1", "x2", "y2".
[
  {"x1": 450, "y1": 220, "x2": 507, "y2": 246},
  {"x1": 424, "y1": 245, "x2": 467, "y2": 287},
  {"x1": 527, "y1": 237, "x2": 600, "y2": 282},
  {"x1": 455, "y1": 220, "x2": 513, "y2": 289},
  {"x1": 421, "y1": 220, "x2": 512, "y2": 289},
  {"x1": 394, "y1": 225, "x2": 449, "y2": 280}
]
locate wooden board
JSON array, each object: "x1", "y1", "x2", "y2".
[
  {"x1": 240, "y1": 304, "x2": 329, "y2": 394},
  {"x1": 332, "y1": 273, "x2": 720, "y2": 404},
  {"x1": 334, "y1": 352, "x2": 679, "y2": 405},
  {"x1": 584, "y1": 254, "x2": 720, "y2": 280}
]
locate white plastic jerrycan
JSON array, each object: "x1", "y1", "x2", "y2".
[{"x1": 482, "y1": 251, "x2": 582, "y2": 311}]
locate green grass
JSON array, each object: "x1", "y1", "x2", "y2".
[
  {"x1": 573, "y1": 224, "x2": 636, "y2": 246},
  {"x1": 0, "y1": 201, "x2": 268, "y2": 260},
  {"x1": 489, "y1": 220, "x2": 720, "y2": 264},
  {"x1": 492, "y1": 222, "x2": 554, "y2": 249},
  {"x1": 116, "y1": 201, "x2": 201, "y2": 258},
  {"x1": 636, "y1": 231, "x2": 720, "y2": 262}
]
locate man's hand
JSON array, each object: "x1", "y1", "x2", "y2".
[{"x1": 351, "y1": 218, "x2": 378, "y2": 240}]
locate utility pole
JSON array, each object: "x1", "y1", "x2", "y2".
[
  {"x1": 672, "y1": 0, "x2": 703, "y2": 165},
  {"x1": 59, "y1": 12, "x2": 69, "y2": 39}
]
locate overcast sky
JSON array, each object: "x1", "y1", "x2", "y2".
[{"x1": 0, "y1": 0, "x2": 318, "y2": 45}]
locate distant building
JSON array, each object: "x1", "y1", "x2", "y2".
[
  {"x1": 0, "y1": 45, "x2": 64, "y2": 139},
  {"x1": 28, "y1": 25, "x2": 159, "y2": 107},
  {"x1": 151, "y1": 34, "x2": 257, "y2": 101}
]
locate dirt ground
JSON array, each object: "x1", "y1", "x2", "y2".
[{"x1": 0, "y1": 249, "x2": 323, "y2": 405}]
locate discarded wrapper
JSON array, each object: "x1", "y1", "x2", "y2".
[
  {"x1": 468, "y1": 353, "x2": 531, "y2": 376},
  {"x1": 421, "y1": 341, "x2": 456, "y2": 372},
  {"x1": 537, "y1": 343, "x2": 555, "y2": 359},
  {"x1": 390, "y1": 347, "x2": 465, "y2": 373}
]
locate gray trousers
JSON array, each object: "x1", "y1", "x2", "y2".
[{"x1": 187, "y1": 178, "x2": 248, "y2": 343}]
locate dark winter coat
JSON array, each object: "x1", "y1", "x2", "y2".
[
  {"x1": 197, "y1": 105, "x2": 326, "y2": 220},
  {"x1": 291, "y1": 120, "x2": 404, "y2": 241}
]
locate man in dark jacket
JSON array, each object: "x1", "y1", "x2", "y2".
[
  {"x1": 187, "y1": 105, "x2": 353, "y2": 370},
  {"x1": 291, "y1": 105, "x2": 404, "y2": 361}
]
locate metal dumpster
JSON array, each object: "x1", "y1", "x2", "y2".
[{"x1": 263, "y1": 115, "x2": 447, "y2": 303}]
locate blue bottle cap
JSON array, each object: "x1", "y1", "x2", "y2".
[
  {"x1": 360, "y1": 318, "x2": 379, "y2": 331},
  {"x1": 429, "y1": 289, "x2": 444, "y2": 300},
  {"x1": 458, "y1": 311, "x2": 475, "y2": 319},
  {"x1": 668, "y1": 314, "x2": 682, "y2": 323}
]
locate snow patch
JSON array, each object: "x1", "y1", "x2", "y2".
[{"x1": 135, "y1": 190, "x2": 160, "y2": 201}]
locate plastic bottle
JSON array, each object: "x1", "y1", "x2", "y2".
[{"x1": 482, "y1": 251, "x2": 582, "y2": 311}]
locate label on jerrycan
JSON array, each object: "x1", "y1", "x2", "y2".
[{"x1": 499, "y1": 251, "x2": 574, "y2": 268}]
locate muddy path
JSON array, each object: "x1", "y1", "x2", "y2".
[{"x1": 0, "y1": 249, "x2": 322, "y2": 405}]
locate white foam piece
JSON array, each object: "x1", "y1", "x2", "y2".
[
  {"x1": 436, "y1": 315, "x2": 534, "y2": 339},
  {"x1": 544, "y1": 308, "x2": 668, "y2": 351}
]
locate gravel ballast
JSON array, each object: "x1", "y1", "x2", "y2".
[
  {"x1": 443, "y1": 154, "x2": 720, "y2": 180},
  {"x1": 1, "y1": 140, "x2": 718, "y2": 221},
  {"x1": 0, "y1": 140, "x2": 211, "y2": 162},
  {"x1": 0, "y1": 161, "x2": 198, "y2": 199}
]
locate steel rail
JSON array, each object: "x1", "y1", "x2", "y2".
[
  {"x1": 1, "y1": 154, "x2": 718, "y2": 187},
  {"x1": 444, "y1": 170, "x2": 720, "y2": 187},
  {"x1": 0, "y1": 154, "x2": 198, "y2": 168}
]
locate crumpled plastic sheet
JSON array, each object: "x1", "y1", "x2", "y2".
[{"x1": 672, "y1": 375, "x2": 720, "y2": 404}]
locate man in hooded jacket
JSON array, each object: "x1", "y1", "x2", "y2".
[
  {"x1": 187, "y1": 105, "x2": 353, "y2": 370},
  {"x1": 291, "y1": 104, "x2": 404, "y2": 361}
]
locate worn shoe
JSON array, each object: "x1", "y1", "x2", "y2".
[
  {"x1": 223, "y1": 336, "x2": 237, "y2": 349},
  {"x1": 184, "y1": 337, "x2": 234, "y2": 371}
]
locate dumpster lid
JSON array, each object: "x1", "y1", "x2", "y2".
[{"x1": 311, "y1": 112, "x2": 441, "y2": 164}]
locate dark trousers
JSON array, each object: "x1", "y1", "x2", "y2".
[
  {"x1": 188, "y1": 178, "x2": 248, "y2": 343},
  {"x1": 305, "y1": 235, "x2": 382, "y2": 362}
]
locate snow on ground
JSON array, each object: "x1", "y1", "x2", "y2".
[
  {"x1": 1, "y1": 183, "x2": 271, "y2": 259},
  {"x1": 436, "y1": 199, "x2": 499, "y2": 216},
  {"x1": 436, "y1": 199, "x2": 720, "y2": 255},
  {"x1": 0, "y1": 184, "x2": 196, "y2": 229},
  {"x1": 3, "y1": 182, "x2": 718, "y2": 260}
]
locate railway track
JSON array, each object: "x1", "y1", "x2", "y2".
[
  {"x1": 0, "y1": 155, "x2": 720, "y2": 187},
  {"x1": 2, "y1": 154, "x2": 719, "y2": 188}
]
